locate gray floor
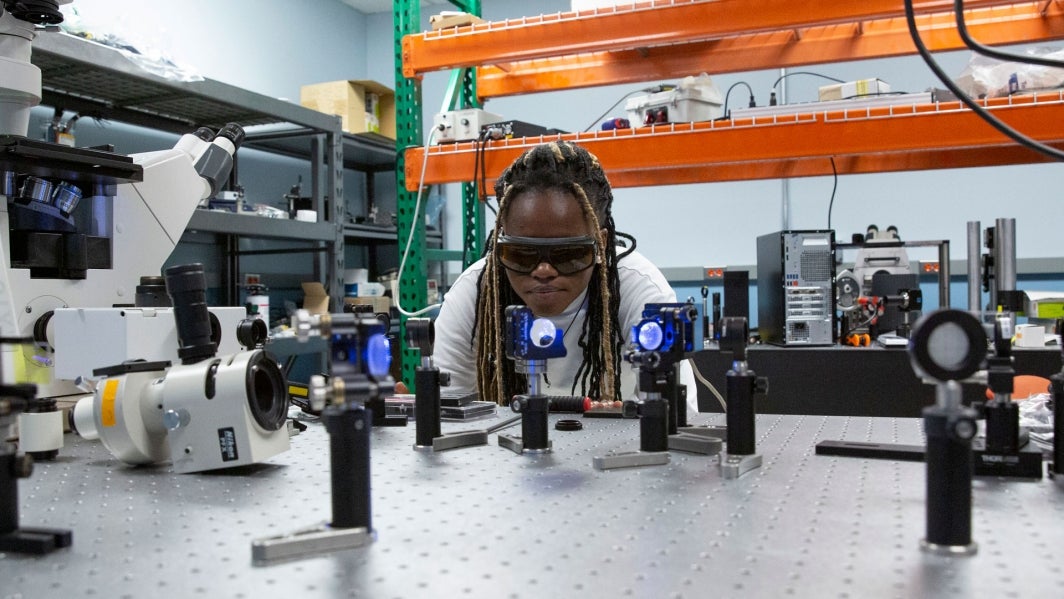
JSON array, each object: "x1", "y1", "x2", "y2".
[{"x1": 3, "y1": 411, "x2": 1063, "y2": 598}]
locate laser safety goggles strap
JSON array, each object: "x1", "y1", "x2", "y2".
[{"x1": 495, "y1": 235, "x2": 597, "y2": 275}]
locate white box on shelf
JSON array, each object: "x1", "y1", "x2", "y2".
[{"x1": 625, "y1": 85, "x2": 723, "y2": 125}]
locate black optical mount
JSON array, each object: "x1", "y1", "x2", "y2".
[
  {"x1": 1, "y1": 337, "x2": 72, "y2": 555},
  {"x1": 909, "y1": 309, "x2": 984, "y2": 557},
  {"x1": 251, "y1": 311, "x2": 394, "y2": 564},
  {"x1": 498, "y1": 306, "x2": 566, "y2": 455},
  {"x1": 593, "y1": 301, "x2": 722, "y2": 471},
  {"x1": 719, "y1": 317, "x2": 768, "y2": 479},
  {"x1": 1051, "y1": 323, "x2": 1064, "y2": 484},
  {"x1": 973, "y1": 314, "x2": 1043, "y2": 479}
]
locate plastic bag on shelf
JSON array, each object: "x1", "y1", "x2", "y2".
[
  {"x1": 58, "y1": 5, "x2": 204, "y2": 83},
  {"x1": 954, "y1": 47, "x2": 1064, "y2": 98}
]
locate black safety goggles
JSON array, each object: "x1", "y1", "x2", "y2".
[{"x1": 495, "y1": 235, "x2": 597, "y2": 275}]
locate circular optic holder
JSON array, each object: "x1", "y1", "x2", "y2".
[{"x1": 908, "y1": 310, "x2": 987, "y2": 382}]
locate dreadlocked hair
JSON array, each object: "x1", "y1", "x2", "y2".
[{"x1": 471, "y1": 141, "x2": 624, "y2": 405}]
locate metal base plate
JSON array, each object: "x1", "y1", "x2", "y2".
[
  {"x1": 592, "y1": 450, "x2": 670, "y2": 470},
  {"x1": 668, "y1": 432, "x2": 723, "y2": 455},
  {"x1": 920, "y1": 538, "x2": 978, "y2": 557},
  {"x1": 973, "y1": 442, "x2": 1044, "y2": 480},
  {"x1": 498, "y1": 433, "x2": 551, "y2": 455},
  {"x1": 677, "y1": 424, "x2": 728, "y2": 440},
  {"x1": 719, "y1": 452, "x2": 762, "y2": 479},
  {"x1": 430, "y1": 430, "x2": 489, "y2": 451},
  {"x1": 0, "y1": 527, "x2": 72, "y2": 555},
  {"x1": 252, "y1": 524, "x2": 374, "y2": 565}
]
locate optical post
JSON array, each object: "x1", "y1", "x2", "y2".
[
  {"x1": 251, "y1": 310, "x2": 394, "y2": 564},
  {"x1": 406, "y1": 317, "x2": 522, "y2": 452},
  {"x1": 498, "y1": 306, "x2": 565, "y2": 455},
  {"x1": 0, "y1": 335, "x2": 71, "y2": 554},
  {"x1": 1051, "y1": 325, "x2": 1064, "y2": 485},
  {"x1": 974, "y1": 313, "x2": 1042, "y2": 478},
  {"x1": 594, "y1": 302, "x2": 720, "y2": 470},
  {"x1": 908, "y1": 309, "x2": 983, "y2": 556},
  {"x1": 718, "y1": 317, "x2": 768, "y2": 479}
]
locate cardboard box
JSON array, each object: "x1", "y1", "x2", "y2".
[
  {"x1": 301, "y1": 282, "x2": 330, "y2": 315},
  {"x1": 818, "y1": 79, "x2": 891, "y2": 102},
  {"x1": 344, "y1": 296, "x2": 391, "y2": 314},
  {"x1": 300, "y1": 80, "x2": 396, "y2": 140}
]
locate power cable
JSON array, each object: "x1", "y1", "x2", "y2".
[{"x1": 903, "y1": 0, "x2": 1064, "y2": 162}]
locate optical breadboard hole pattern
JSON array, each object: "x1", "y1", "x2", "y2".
[{"x1": 5, "y1": 413, "x2": 1064, "y2": 597}]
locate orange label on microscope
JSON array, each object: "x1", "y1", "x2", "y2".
[{"x1": 101, "y1": 379, "x2": 119, "y2": 427}]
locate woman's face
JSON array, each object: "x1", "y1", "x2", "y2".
[{"x1": 499, "y1": 188, "x2": 596, "y2": 317}]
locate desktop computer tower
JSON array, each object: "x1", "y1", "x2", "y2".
[{"x1": 756, "y1": 230, "x2": 837, "y2": 345}]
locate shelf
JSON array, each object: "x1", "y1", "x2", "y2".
[
  {"x1": 475, "y1": 3, "x2": 1064, "y2": 98},
  {"x1": 344, "y1": 223, "x2": 443, "y2": 244},
  {"x1": 32, "y1": 32, "x2": 340, "y2": 133},
  {"x1": 187, "y1": 210, "x2": 335, "y2": 241},
  {"x1": 402, "y1": 0, "x2": 1063, "y2": 98},
  {"x1": 244, "y1": 129, "x2": 396, "y2": 172},
  {"x1": 404, "y1": 92, "x2": 1064, "y2": 189}
]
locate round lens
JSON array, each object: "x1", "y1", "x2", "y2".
[
  {"x1": 530, "y1": 318, "x2": 556, "y2": 348},
  {"x1": 364, "y1": 333, "x2": 392, "y2": 377},
  {"x1": 636, "y1": 321, "x2": 664, "y2": 351}
]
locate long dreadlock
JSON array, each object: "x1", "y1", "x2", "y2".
[{"x1": 471, "y1": 141, "x2": 624, "y2": 405}]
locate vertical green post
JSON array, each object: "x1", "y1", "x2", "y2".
[
  {"x1": 394, "y1": 0, "x2": 425, "y2": 387},
  {"x1": 395, "y1": 0, "x2": 485, "y2": 388}
]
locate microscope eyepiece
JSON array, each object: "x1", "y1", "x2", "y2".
[
  {"x1": 216, "y1": 123, "x2": 246, "y2": 148},
  {"x1": 164, "y1": 263, "x2": 217, "y2": 364}
]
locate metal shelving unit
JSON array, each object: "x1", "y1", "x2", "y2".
[
  {"x1": 399, "y1": 0, "x2": 1064, "y2": 189},
  {"x1": 29, "y1": 31, "x2": 406, "y2": 310}
]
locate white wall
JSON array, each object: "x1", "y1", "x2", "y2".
[
  {"x1": 368, "y1": 0, "x2": 1063, "y2": 277},
  {"x1": 61, "y1": 0, "x2": 370, "y2": 101}
]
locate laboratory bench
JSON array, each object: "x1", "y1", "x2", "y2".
[{"x1": 2, "y1": 411, "x2": 1062, "y2": 598}]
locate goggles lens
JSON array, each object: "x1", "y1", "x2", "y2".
[{"x1": 496, "y1": 235, "x2": 596, "y2": 275}]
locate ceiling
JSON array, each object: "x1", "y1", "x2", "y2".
[{"x1": 339, "y1": 0, "x2": 451, "y2": 15}]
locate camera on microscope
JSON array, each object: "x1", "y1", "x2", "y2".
[{"x1": 69, "y1": 263, "x2": 290, "y2": 474}]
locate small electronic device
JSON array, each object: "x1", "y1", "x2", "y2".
[{"x1": 432, "y1": 108, "x2": 503, "y2": 143}]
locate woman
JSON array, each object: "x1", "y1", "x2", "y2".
[{"x1": 433, "y1": 140, "x2": 690, "y2": 407}]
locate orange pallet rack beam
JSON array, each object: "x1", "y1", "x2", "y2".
[
  {"x1": 475, "y1": 2, "x2": 1064, "y2": 98},
  {"x1": 402, "y1": 0, "x2": 1040, "y2": 78},
  {"x1": 403, "y1": 93, "x2": 1064, "y2": 190}
]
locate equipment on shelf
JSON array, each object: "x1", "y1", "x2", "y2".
[
  {"x1": 251, "y1": 308, "x2": 395, "y2": 565},
  {"x1": 432, "y1": 108, "x2": 503, "y2": 143},
  {"x1": 498, "y1": 306, "x2": 566, "y2": 455},
  {"x1": 69, "y1": 264, "x2": 290, "y2": 474},
  {"x1": 0, "y1": 334, "x2": 71, "y2": 555}
]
